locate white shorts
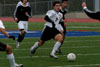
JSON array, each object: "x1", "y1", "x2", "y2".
[
  {"x1": 18, "y1": 21, "x2": 28, "y2": 32},
  {"x1": 0, "y1": 20, "x2": 5, "y2": 29}
]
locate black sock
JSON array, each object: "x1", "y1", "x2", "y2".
[{"x1": 17, "y1": 34, "x2": 25, "y2": 42}]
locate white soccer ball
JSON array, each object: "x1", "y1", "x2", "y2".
[{"x1": 67, "y1": 53, "x2": 76, "y2": 62}]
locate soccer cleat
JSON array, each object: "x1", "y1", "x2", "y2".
[
  {"x1": 50, "y1": 54, "x2": 58, "y2": 59},
  {"x1": 56, "y1": 49, "x2": 62, "y2": 54},
  {"x1": 16, "y1": 41, "x2": 20, "y2": 48},
  {"x1": 30, "y1": 48, "x2": 36, "y2": 56},
  {"x1": 15, "y1": 64, "x2": 23, "y2": 67}
]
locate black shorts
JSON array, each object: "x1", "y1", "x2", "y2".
[
  {"x1": 0, "y1": 42, "x2": 7, "y2": 51},
  {"x1": 40, "y1": 26, "x2": 61, "y2": 41},
  {"x1": 60, "y1": 22, "x2": 66, "y2": 35}
]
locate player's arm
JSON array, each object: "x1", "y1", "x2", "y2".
[
  {"x1": 0, "y1": 28, "x2": 15, "y2": 40},
  {"x1": 63, "y1": 9, "x2": 68, "y2": 20},
  {"x1": 44, "y1": 11, "x2": 55, "y2": 27},
  {"x1": 0, "y1": 27, "x2": 9, "y2": 37},
  {"x1": 13, "y1": 2, "x2": 20, "y2": 22},
  {"x1": 26, "y1": 3, "x2": 32, "y2": 18},
  {"x1": 26, "y1": 7, "x2": 32, "y2": 18},
  {"x1": 82, "y1": 2, "x2": 100, "y2": 20},
  {"x1": 44, "y1": 15, "x2": 55, "y2": 25}
]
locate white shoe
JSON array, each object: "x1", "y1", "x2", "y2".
[
  {"x1": 16, "y1": 41, "x2": 20, "y2": 48},
  {"x1": 15, "y1": 63, "x2": 23, "y2": 67},
  {"x1": 50, "y1": 53, "x2": 58, "y2": 59}
]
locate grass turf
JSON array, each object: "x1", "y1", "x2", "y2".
[{"x1": 0, "y1": 22, "x2": 100, "y2": 67}]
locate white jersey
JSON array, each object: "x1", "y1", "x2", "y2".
[
  {"x1": 45, "y1": 10, "x2": 63, "y2": 28},
  {"x1": 0, "y1": 20, "x2": 5, "y2": 29}
]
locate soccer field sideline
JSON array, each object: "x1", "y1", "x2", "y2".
[{"x1": 1, "y1": 31, "x2": 100, "y2": 38}]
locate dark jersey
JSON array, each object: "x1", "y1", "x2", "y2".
[
  {"x1": 14, "y1": 1, "x2": 32, "y2": 22},
  {"x1": 59, "y1": 7, "x2": 67, "y2": 34},
  {"x1": 84, "y1": 8, "x2": 100, "y2": 20},
  {"x1": 59, "y1": 8, "x2": 67, "y2": 20}
]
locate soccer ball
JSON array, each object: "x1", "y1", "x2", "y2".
[{"x1": 67, "y1": 53, "x2": 76, "y2": 62}]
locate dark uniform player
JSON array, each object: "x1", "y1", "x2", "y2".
[
  {"x1": 0, "y1": 20, "x2": 23, "y2": 67},
  {"x1": 57, "y1": 0, "x2": 68, "y2": 54},
  {"x1": 82, "y1": 2, "x2": 100, "y2": 20},
  {"x1": 14, "y1": 0, "x2": 32, "y2": 48}
]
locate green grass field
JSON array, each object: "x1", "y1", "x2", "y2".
[{"x1": 1, "y1": 22, "x2": 100, "y2": 67}]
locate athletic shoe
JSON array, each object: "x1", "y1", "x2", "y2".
[
  {"x1": 56, "y1": 49, "x2": 62, "y2": 54},
  {"x1": 50, "y1": 53, "x2": 58, "y2": 59},
  {"x1": 16, "y1": 64, "x2": 23, "y2": 67},
  {"x1": 30, "y1": 48, "x2": 36, "y2": 56}
]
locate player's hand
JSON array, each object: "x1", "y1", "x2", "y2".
[
  {"x1": 25, "y1": 12, "x2": 29, "y2": 16},
  {"x1": 15, "y1": 18, "x2": 18, "y2": 22},
  {"x1": 9, "y1": 36, "x2": 15, "y2": 40},
  {"x1": 64, "y1": 20, "x2": 67, "y2": 27},
  {"x1": 82, "y1": 2, "x2": 87, "y2": 8}
]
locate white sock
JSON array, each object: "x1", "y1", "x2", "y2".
[
  {"x1": 31, "y1": 42, "x2": 39, "y2": 50},
  {"x1": 7, "y1": 53, "x2": 16, "y2": 67},
  {"x1": 51, "y1": 41, "x2": 61, "y2": 54}
]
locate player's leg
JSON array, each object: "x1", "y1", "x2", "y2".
[
  {"x1": 6, "y1": 45, "x2": 23, "y2": 67},
  {"x1": 0, "y1": 42, "x2": 23, "y2": 67},
  {"x1": 6, "y1": 45, "x2": 16, "y2": 67},
  {"x1": 50, "y1": 33, "x2": 63, "y2": 59},
  {"x1": 30, "y1": 26, "x2": 51, "y2": 56},
  {"x1": 57, "y1": 23, "x2": 66, "y2": 54},
  {"x1": 30, "y1": 40, "x2": 45, "y2": 56},
  {"x1": 16, "y1": 21, "x2": 27, "y2": 48}
]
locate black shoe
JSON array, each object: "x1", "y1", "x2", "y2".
[{"x1": 56, "y1": 49, "x2": 62, "y2": 54}]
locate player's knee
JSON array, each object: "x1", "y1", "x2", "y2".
[
  {"x1": 21, "y1": 30, "x2": 26, "y2": 35},
  {"x1": 7, "y1": 45, "x2": 12, "y2": 50},
  {"x1": 6, "y1": 45, "x2": 12, "y2": 54},
  {"x1": 58, "y1": 35, "x2": 63, "y2": 42},
  {"x1": 58, "y1": 38, "x2": 63, "y2": 42},
  {"x1": 38, "y1": 40, "x2": 44, "y2": 46}
]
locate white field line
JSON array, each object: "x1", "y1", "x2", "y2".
[
  {"x1": 13, "y1": 45, "x2": 100, "y2": 51},
  {"x1": 67, "y1": 26, "x2": 100, "y2": 28},
  {"x1": 49, "y1": 64, "x2": 100, "y2": 67},
  {"x1": 0, "y1": 53, "x2": 100, "y2": 60},
  {"x1": 6, "y1": 39, "x2": 100, "y2": 45}
]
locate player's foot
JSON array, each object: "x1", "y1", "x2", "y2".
[
  {"x1": 16, "y1": 63, "x2": 23, "y2": 67},
  {"x1": 30, "y1": 47, "x2": 36, "y2": 56},
  {"x1": 16, "y1": 41, "x2": 20, "y2": 48},
  {"x1": 50, "y1": 53, "x2": 58, "y2": 59},
  {"x1": 56, "y1": 49, "x2": 62, "y2": 54}
]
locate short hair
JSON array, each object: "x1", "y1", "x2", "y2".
[
  {"x1": 62, "y1": 0, "x2": 68, "y2": 3},
  {"x1": 21, "y1": 0, "x2": 28, "y2": 2},
  {"x1": 53, "y1": 1, "x2": 61, "y2": 7}
]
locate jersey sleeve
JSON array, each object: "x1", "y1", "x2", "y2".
[
  {"x1": 27, "y1": 2, "x2": 32, "y2": 17},
  {"x1": 84, "y1": 8, "x2": 100, "y2": 20},
  {"x1": 13, "y1": 1, "x2": 21, "y2": 20},
  {"x1": 46, "y1": 11, "x2": 54, "y2": 18}
]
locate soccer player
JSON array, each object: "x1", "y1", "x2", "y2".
[
  {"x1": 14, "y1": 0, "x2": 32, "y2": 48},
  {"x1": 0, "y1": 20, "x2": 23, "y2": 67},
  {"x1": 56, "y1": 0, "x2": 68, "y2": 54},
  {"x1": 82, "y1": 2, "x2": 100, "y2": 20},
  {"x1": 30, "y1": 1, "x2": 63, "y2": 59}
]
